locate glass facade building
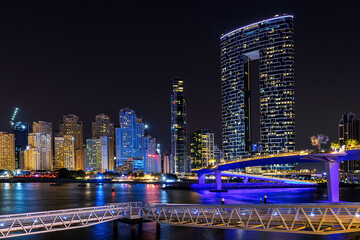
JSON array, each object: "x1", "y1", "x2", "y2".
[
  {"x1": 339, "y1": 112, "x2": 360, "y2": 176},
  {"x1": 171, "y1": 77, "x2": 189, "y2": 173},
  {"x1": 221, "y1": 15, "x2": 295, "y2": 161},
  {"x1": 115, "y1": 108, "x2": 145, "y2": 172},
  {"x1": 13, "y1": 122, "x2": 29, "y2": 169},
  {"x1": 190, "y1": 129, "x2": 214, "y2": 169}
]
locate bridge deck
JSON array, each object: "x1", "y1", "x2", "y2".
[
  {"x1": 141, "y1": 203, "x2": 360, "y2": 235},
  {"x1": 2, "y1": 202, "x2": 360, "y2": 238}
]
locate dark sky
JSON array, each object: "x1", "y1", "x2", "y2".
[{"x1": 0, "y1": 1, "x2": 359, "y2": 155}]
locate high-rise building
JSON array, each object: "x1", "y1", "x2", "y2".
[
  {"x1": 33, "y1": 121, "x2": 52, "y2": 135},
  {"x1": 145, "y1": 136, "x2": 158, "y2": 173},
  {"x1": 214, "y1": 145, "x2": 224, "y2": 164},
  {"x1": 221, "y1": 15, "x2": 295, "y2": 161},
  {"x1": 0, "y1": 132, "x2": 15, "y2": 170},
  {"x1": 13, "y1": 122, "x2": 29, "y2": 169},
  {"x1": 190, "y1": 129, "x2": 215, "y2": 169},
  {"x1": 115, "y1": 108, "x2": 145, "y2": 172},
  {"x1": 339, "y1": 112, "x2": 360, "y2": 175},
  {"x1": 24, "y1": 132, "x2": 52, "y2": 170},
  {"x1": 59, "y1": 114, "x2": 84, "y2": 170},
  {"x1": 339, "y1": 112, "x2": 360, "y2": 145},
  {"x1": 54, "y1": 135, "x2": 75, "y2": 170},
  {"x1": 33, "y1": 121, "x2": 53, "y2": 168},
  {"x1": 92, "y1": 114, "x2": 115, "y2": 170},
  {"x1": 162, "y1": 153, "x2": 170, "y2": 174},
  {"x1": 85, "y1": 136, "x2": 109, "y2": 172},
  {"x1": 171, "y1": 76, "x2": 188, "y2": 173}
]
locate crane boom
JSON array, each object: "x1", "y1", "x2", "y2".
[{"x1": 10, "y1": 107, "x2": 19, "y2": 126}]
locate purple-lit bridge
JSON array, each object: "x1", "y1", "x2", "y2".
[
  {"x1": 193, "y1": 149, "x2": 360, "y2": 202},
  {"x1": 3, "y1": 202, "x2": 360, "y2": 237}
]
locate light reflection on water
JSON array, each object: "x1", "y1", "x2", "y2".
[{"x1": 0, "y1": 183, "x2": 359, "y2": 240}]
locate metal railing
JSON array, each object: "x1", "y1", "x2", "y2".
[
  {"x1": 140, "y1": 203, "x2": 360, "y2": 235},
  {"x1": 3, "y1": 202, "x2": 360, "y2": 237},
  {"x1": 0, "y1": 202, "x2": 142, "y2": 239}
]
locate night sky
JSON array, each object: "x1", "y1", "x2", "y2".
[{"x1": 1, "y1": 1, "x2": 359, "y2": 155}]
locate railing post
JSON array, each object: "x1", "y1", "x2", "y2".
[{"x1": 325, "y1": 161, "x2": 340, "y2": 202}]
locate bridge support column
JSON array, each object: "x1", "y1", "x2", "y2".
[
  {"x1": 198, "y1": 174, "x2": 205, "y2": 185},
  {"x1": 325, "y1": 161, "x2": 340, "y2": 202},
  {"x1": 244, "y1": 177, "x2": 248, "y2": 184},
  {"x1": 216, "y1": 171, "x2": 222, "y2": 190}
]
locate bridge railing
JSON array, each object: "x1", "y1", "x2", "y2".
[
  {"x1": 140, "y1": 203, "x2": 360, "y2": 235},
  {"x1": 0, "y1": 202, "x2": 143, "y2": 239},
  {"x1": 192, "y1": 151, "x2": 309, "y2": 172}
]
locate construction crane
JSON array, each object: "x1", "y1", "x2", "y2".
[{"x1": 10, "y1": 107, "x2": 19, "y2": 127}]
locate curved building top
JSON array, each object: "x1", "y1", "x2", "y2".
[{"x1": 220, "y1": 15, "x2": 293, "y2": 40}]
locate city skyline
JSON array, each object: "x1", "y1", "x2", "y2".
[{"x1": 1, "y1": 1, "x2": 360, "y2": 153}]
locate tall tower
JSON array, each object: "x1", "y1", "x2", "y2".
[
  {"x1": 339, "y1": 112, "x2": 360, "y2": 145},
  {"x1": 339, "y1": 112, "x2": 360, "y2": 175},
  {"x1": 24, "y1": 132, "x2": 52, "y2": 170},
  {"x1": 59, "y1": 114, "x2": 84, "y2": 170},
  {"x1": 190, "y1": 129, "x2": 214, "y2": 169},
  {"x1": 220, "y1": 15, "x2": 295, "y2": 162},
  {"x1": 92, "y1": 114, "x2": 115, "y2": 171},
  {"x1": 13, "y1": 122, "x2": 29, "y2": 169},
  {"x1": 0, "y1": 132, "x2": 15, "y2": 170},
  {"x1": 33, "y1": 121, "x2": 52, "y2": 136},
  {"x1": 115, "y1": 108, "x2": 145, "y2": 172},
  {"x1": 32, "y1": 121, "x2": 53, "y2": 169},
  {"x1": 171, "y1": 77, "x2": 188, "y2": 173},
  {"x1": 54, "y1": 135, "x2": 75, "y2": 170}
]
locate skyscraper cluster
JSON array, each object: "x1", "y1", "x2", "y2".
[
  {"x1": 0, "y1": 111, "x2": 161, "y2": 174},
  {"x1": 0, "y1": 14, "x2": 300, "y2": 175}
]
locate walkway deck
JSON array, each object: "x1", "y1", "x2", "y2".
[{"x1": 2, "y1": 202, "x2": 360, "y2": 237}]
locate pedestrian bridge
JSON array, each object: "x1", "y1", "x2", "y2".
[
  {"x1": 2, "y1": 202, "x2": 360, "y2": 238},
  {"x1": 193, "y1": 149, "x2": 360, "y2": 202}
]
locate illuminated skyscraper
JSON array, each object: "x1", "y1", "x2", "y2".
[
  {"x1": 115, "y1": 108, "x2": 145, "y2": 172},
  {"x1": 13, "y1": 122, "x2": 29, "y2": 169},
  {"x1": 162, "y1": 153, "x2": 170, "y2": 174},
  {"x1": 54, "y1": 135, "x2": 75, "y2": 170},
  {"x1": 190, "y1": 129, "x2": 214, "y2": 169},
  {"x1": 85, "y1": 136, "x2": 109, "y2": 172},
  {"x1": 92, "y1": 114, "x2": 114, "y2": 171},
  {"x1": 24, "y1": 132, "x2": 52, "y2": 170},
  {"x1": 0, "y1": 132, "x2": 15, "y2": 170},
  {"x1": 339, "y1": 112, "x2": 359, "y2": 145},
  {"x1": 59, "y1": 114, "x2": 84, "y2": 170},
  {"x1": 33, "y1": 121, "x2": 52, "y2": 136},
  {"x1": 221, "y1": 15, "x2": 295, "y2": 161},
  {"x1": 171, "y1": 77, "x2": 188, "y2": 173},
  {"x1": 144, "y1": 136, "x2": 158, "y2": 173},
  {"x1": 339, "y1": 112, "x2": 360, "y2": 175},
  {"x1": 33, "y1": 121, "x2": 53, "y2": 168}
]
